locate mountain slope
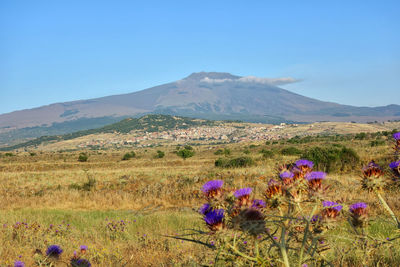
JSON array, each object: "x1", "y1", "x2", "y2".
[{"x1": 0, "y1": 72, "x2": 399, "y2": 145}]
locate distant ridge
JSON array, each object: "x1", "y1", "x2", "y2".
[{"x1": 0, "y1": 71, "x2": 399, "y2": 145}]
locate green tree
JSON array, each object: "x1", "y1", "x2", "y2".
[{"x1": 176, "y1": 148, "x2": 195, "y2": 160}]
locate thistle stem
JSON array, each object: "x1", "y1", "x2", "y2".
[
  {"x1": 298, "y1": 203, "x2": 318, "y2": 267},
  {"x1": 375, "y1": 190, "x2": 400, "y2": 229},
  {"x1": 227, "y1": 244, "x2": 257, "y2": 262},
  {"x1": 280, "y1": 227, "x2": 291, "y2": 267}
]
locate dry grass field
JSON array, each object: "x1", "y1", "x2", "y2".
[{"x1": 1, "y1": 131, "x2": 399, "y2": 266}]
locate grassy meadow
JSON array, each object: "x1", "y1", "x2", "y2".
[{"x1": 0, "y1": 132, "x2": 399, "y2": 266}]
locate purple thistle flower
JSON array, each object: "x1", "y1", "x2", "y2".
[
  {"x1": 322, "y1": 201, "x2": 343, "y2": 211},
  {"x1": 305, "y1": 171, "x2": 326, "y2": 181},
  {"x1": 199, "y1": 203, "x2": 211, "y2": 215},
  {"x1": 393, "y1": 132, "x2": 400, "y2": 140},
  {"x1": 350, "y1": 202, "x2": 368, "y2": 212},
  {"x1": 46, "y1": 244, "x2": 63, "y2": 258},
  {"x1": 14, "y1": 261, "x2": 25, "y2": 267},
  {"x1": 204, "y1": 209, "x2": 224, "y2": 225},
  {"x1": 234, "y1": 188, "x2": 252, "y2": 198},
  {"x1": 251, "y1": 199, "x2": 266, "y2": 209},
  {"x1": 389, "y1": 161, "x2": 400, "y2": 169},
  {"x1": 204, "y1": 209, "x2": 224, "y2": 231},
  {"x1": 295, "y1": 159, "x2": 314, "y2": 168},
  {"x1": 202, "y1": 180, "x2": 223, "y2": 193},
  {"x1": 80, "y1": 245, "x2": 88, "y2": 252},
  {"x1": 70, "y1": 258, "x2": 91, "y2": 267},
  {"x1": 280, "y1": 171, "x2": 294, "y2": 179},
  {"x1": 311, "y1": 215, "x2": 322, "y2": 223}
]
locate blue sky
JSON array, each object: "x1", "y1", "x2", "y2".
[{"x1": 1, "y1": 0, "x2": 399, "y2": 114}]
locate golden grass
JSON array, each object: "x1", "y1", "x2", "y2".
[{"x1": 0, "y1": 137, "x2": 399, "y2": 266}]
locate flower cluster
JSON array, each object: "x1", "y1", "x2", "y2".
[
  {"x1": 202, "y1": 180, "x2": 224, "y2": 199},
  {"x1": 32, "y1": 244, "x2": 91, "y2": 266},
  {"x1": 361, "y1": 161, "x2": 385, "y2": 191},
  {"x1": 321, "y1": 201, "x2": 343, "y2": 220},
  {"x1": 349, "y1": 202, "x2": 368, "y2": 228}
]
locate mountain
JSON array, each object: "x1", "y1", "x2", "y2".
[{"x1": 0, "y1": 72, "x2": 399, "y2": 145}]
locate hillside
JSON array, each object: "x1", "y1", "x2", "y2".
[
  {"x1": 0, "y1": 115, "x2": 214, "y2": 151},
  {"x1": 0, "y1": 72, "x2": 399, "y2": 145}
]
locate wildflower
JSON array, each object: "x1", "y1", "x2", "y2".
[
  {"x1": 251, "y1": 199, "x2": 266, "y2": 209},
  {"x1": 389, "y1": 161, "x2": 400, "y2": 177},
  {"x1": 321, "y1": 201, "x2": 343, "y2": 219},
  {"x1": 305, "y1": 171, "x2": 326, "y2": 191},
  {"x1": 280, "y1": 171, "x2": 294, "y2": 184},
  {"x1": 199, "y1": 203, "x2": 212, "y2": 215},
  {"x1": 70, "y1": 258, "x2": 91, "y2": 267},
  {"x1": 362, "y1": 161, "x2": 386, "y2": 191},
  {"x1": 202, "y1": 180, "x2": 224, "y2": 199},
  {"x1": 265, "y1": 179, "x2": 282, "y2": 199},
  {"x1": 264, "y1": 179, "x2": 283, "y2": 207},
  {"x1": 311, "y1": 215, "x2": 322, "y2": 223},
  {"x1": 349, "y1": 202, "x2": 368, "y2": 228},
  {"x1": 14, "y1": 261, "x2": 25, "y2": 267},
  {"x1": 363, "y1": 161, "x2": 384, "y2": 178},
  {"x1": 46, "y1": 245, "x2": 63, "y2": 258},
  {"x1": 234, "y1": 188, "x2": 252, "y2": 206},
  {"x1": 350, "y1": 202, "x2": 368, "y2": 215},
  {"x1": 80, "y1": 245, "x2": 88, "y2": 253},
  {"x1": 393, "y1": 132, "x2": 400, "y2": 140},
  {"x1": 204, "y1": 209, "x2": 224, "y2": 231},
  {"x1": 295, "y1": 159, "x2": 314, "y2": 175}
]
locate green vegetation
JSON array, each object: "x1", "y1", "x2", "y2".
[
  {"x1": 215, "y1": 156, "x2": 255, "y2": 168},
  {"x1": 280, "y1": 146, "x2": 302, "y2": 155},
  {"x1": 122, "y1": 151, "x2": 136, "y2": 160},
  {"x1": 301, "y1": 145, "x2": 360, "y2": 173},
  {"x1": 155, "y1": 150, "x2": 165, "y2": 158},
  {"x1": 260, "y1": 148, "x2": 274, "y2": 158},
  {"x1": 77, "y1": 152, "x2": 89, "y2": 162},
  {"x1": 214, "y1": 148, "x2": 231, "y2": 156},
  {"x1": 176, "y1": 148, "x2": 195, "y2": 160}
]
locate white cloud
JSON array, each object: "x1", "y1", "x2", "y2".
[{"x1": 200, "y1": 76, "x2": 300, "y2": 86}]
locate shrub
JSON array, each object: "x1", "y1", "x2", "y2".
[
  {"x1": 215, "y1": 156, "x2": 254, "y2": 168},
  {"x1": 280, "y1": 146, "x2": 302, "y2": 156},
  {"x1": 301, "y1": 146, "x2": 359, "y2": 173},
  {"x1": 370, "y1": 140, "x2": 385, "y2": 147},
  {"x1": 122, "y1": 151, "x2": 136, "y2": 160},
  {"x1": 214, "y1": 149, "x2": 223, "y2": 155},
  {"x1": 355, "y1": 132, "x2": 367, "y2": 140},
  {"x1": 155, "y1": 150, "x2": 165, "y2": 158},
  {"x1": 243, "y1": 149, "x2": 250, "y2": 155},
  {"x1": 223, "y1": 148, "x2": 231, "y2": 156},
  {"x1": 214, "y1": 148, "x2": 231, "y2": 156},
  {"x1": 184, "y1": 145, "x2": 193, "y2": 150},
  {"x1": 77, "y1": 153, "x2": 88, "y2": 162},
  {"x1": 260, "y1": 149, "x2": 274, "y2": 158},
  {"x1": 176, "y1": 148, "x2": 195, "y2": 160}
]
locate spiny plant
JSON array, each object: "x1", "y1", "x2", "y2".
[{"x1": 171, "y1": 132, "x2": 400, "y2": 266}]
